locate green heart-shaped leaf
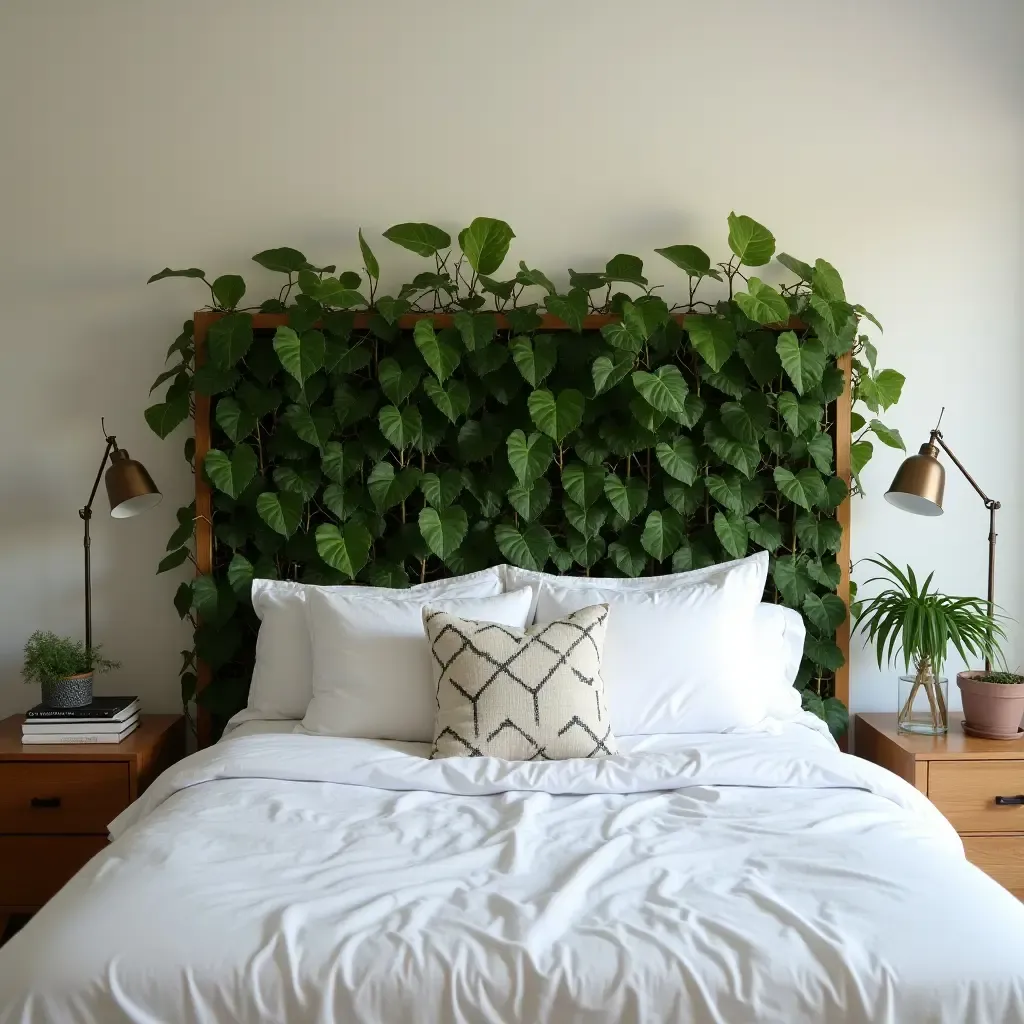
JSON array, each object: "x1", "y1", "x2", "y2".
[
  {"x1": 735, "y1": 278, "x2": 789, "y2": 325},
  {"x1": 795, "y1": 513, "x2": 843, "y2": 555},
  {"x1": 773, "y1": 554, "x2": 813, "y2": 605},
  {"x1": 322, "y1": 482, "x2": 360, "y2": 521},
  {"x1": 707, "y1": 472, "x2": 764, "y2": 514},
  {"x1": 321, "y1": 440, "x2": 361, "y2": 484},
  {"x1": 805, "y1": 636, "x2": 845, "y2": 671},
  {"x1": 564, "y1": 498, "x2": 608, "y2": 538},
  {"x1": 516, "y1": 261, "x2": 556, "y2": 294},
  {"x1": 727, "y1": 212, "x2": 776, "y2": 267},
  {"x1": 382, "y1": 222, "x2": 451, "y2": 257},
  {"x1": 591, "y1": 351, "x2": 635, "y2": 396},
  {"x1": 252, "y1": 247, "x2": 309, "y2": 273},
  {"x1": 528, "y1": 388, "x2": 584, "y2": 443},
  {"x1": 208, "y1": 312, "x2": 253, "y2": 367},
  {"x1": 314, "y1": 278, "x2": 365, "y2": 309},
  {"x1": 418, "y1": 505, "x2": 469, "y2": 560},
  {"x1": 145, "y1": 394, "x2": 190, "y2": 440},
  {"x1": 354, "y1": 227, "x2": 379, "y2": 279},
  {"x1": 776, "y1": 392, "x2": 823, "y2": 437},
  {"x1": 663, "y1": 478, "x2": 704, "y2": 516},
  {"x1": 468, "y1": 343, "x2": 508, "y2": 377},
  {"x1": 872, "y1": 369, "x2": 905, "y2": 410},
  {"x1": 561, "y1": 461, "x2": 605, "y2": 507},
  {"x1": 704, "y1": 421, "x2": 760, "y2": 478},
  {"x1": 684, "y1": 314, "x2": 736, "y2": 371},
  {"x1": 420, "y1": 470, "x2": 464, "y2": 510},
  {"x1": 507, "y1": 430, "x2": 554, "y2": 486},
  {"x1": 511, "y1": 334, "x2": 557, "y2": 386},
  {"x1": 374, "y1": 296, "x2": 410, "y2": 325},
  {"x1": 157, "y1": 547, "x2": 189, "y2": 574},
  {"x1": 256, "y1": 489, "x2": 303, "y2": 538},
  {"x1": 378, "y1": 357, "x2": 422, "y2": 405},
  {"x1": 747, "y1": 513, "x2": 784, "y2": 552},
  {"x1": 273, "y1": 464, "x2": 321, "y2": 502},
  {"x1": 603, "y1": 472, "x2": 648, "y2": 522},
  {"x1": 226, "y1": 552, "x2": 255, "y2": 598},
  {"x1": 459, "y1": 217, "x2": 515, "y2": 276},
  {"x1": 777, "y1": 252, "x2": 813, "y2": 282},
  {"x1": 806, "y1": 433, "x2": 834, "y2": 474},
  {"x1": 811, "y1": 258, "x2": 845, "y2": 302},
  {"x1": 414, "y1": 320, "x2": 461, "y2": 382},
  {"x1": 714, "y1": 510, "x2": 749, "y2": 559},
  {"x1": 274, "y1": 326, "x2": 325, "y2": 385},
  {"x1": 737, "y1": 334, "x2": 782, "y2": 387},
  {"x1": 204, "y1": 445, "x2": 257, "y2": 499},
  {"x1": 315, "y1": 522, "x2": 372, "y2": 579},
  {"x1": 807, "y1": 556, "x2": 842, "y2": 589},
  {"x1": 632, "y1": 365, "x2": 688, "y2": 414},
  {"x1": 803, "y1": 592, "x2": 847, "y2": 634},
  {"x1": 640, "y1": 509, "x2": 685, "y2": 562},
  {"x1": 378, "y1": 405, "x2": 422, "y2": 450},
  {"x1": 507, "y1": 478, "x2": 551, "y2": 522},
  {"x1": 283, "y1": 404, "x2": 334, "y2": 451},
  {"x1": 774, "y1": 467, "x2": 828, "y2": 510},
  {"x1": 776, "y1": 331, "x2": 826, "y2": 395},
  {"x1": 494, "y1": 523, "x2": 553, "y2": 571},
  {"x1": 654, "y1": 244, "x2": 713, "y2": 277},
  {"x1": 600, "y1": 301, "x2": 648, "y2": 354},
  {"x1": 367, "y1": 462, "x2": 421, "y2": 512},
  {"x1": 422, "y1": 376, "x2": 470, "y2": 423},
  {"x1": 654, "y1": 438, "x2": 698, "y2": 485},
  {"x1": 567, "y1": 528, "x2": 605, "y2": 568},
  {"x1": 720, "y1": 392, "x2": 771, "y2": 443},
  {"x1": 453, "y1": 310, "x2": 497, "y2": 352},
  {"x1": 605, "y1": 253, "x2": 646, "y2": 285},
  {"x1": 608, "y1": 535, "x2": 647, "y2": 577},
  {"x1": 544, "y1": 289, "x2": 587, "y2": 333}
]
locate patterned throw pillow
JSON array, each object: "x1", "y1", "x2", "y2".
[{"x1": 423, "y1": 603, "x2": 617, "y2": 760}]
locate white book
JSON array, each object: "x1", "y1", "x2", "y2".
[
  {"x1": 20, "y1": 721, "x2": 140, "y2": 745},
  {"x1": 23, "y1": 713, "x2": 140, "y2": 736}
]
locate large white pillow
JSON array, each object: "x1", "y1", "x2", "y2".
[
  {"x1": 753, "y1": 603, "x2": 805, "y2": 719},
  {"x1": 532, "y1": 552, "x2": 770, "y2": 734},
  {"x1": 247, "y1": 568, "x2": 503, "y2": 720},
  {"x1": 302, "y1": 587, "x2": 534, "y2": 742}
]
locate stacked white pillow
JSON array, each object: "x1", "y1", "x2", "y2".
[
  {"x1": 240, "y1": 552, "x2": 806, "y2": 746},
  {"x1": 247, "y1": 568, "x2": 505, "y2": 721},
  {"x1": 506, "y1": 552, "x2": 774, "y2": 734}
]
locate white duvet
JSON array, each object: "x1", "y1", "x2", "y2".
[{"x1": 2, "y1": 721, "x2": 1023, "y2": 1024}]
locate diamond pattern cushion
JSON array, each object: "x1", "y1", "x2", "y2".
[{"x1": 423, "y1": 603, "x2": 616, "y2": 760}]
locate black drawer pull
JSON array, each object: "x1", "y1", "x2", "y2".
[
  {"x1": 994, "y1": 795, "x2": 1024, "y2": 806},
  {"x1": 29, "y1": 796, "x2": 61, "y2": 809}
]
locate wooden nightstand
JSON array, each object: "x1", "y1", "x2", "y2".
[
  {"x1": 0, "y1": 714, "x2": 185, "y2": 925},
  {"x1": 856, "y1": 712, "x2": 1024, "y2": 899}
]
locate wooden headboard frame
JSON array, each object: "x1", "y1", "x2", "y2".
[{"x1": 192, "y1": 311, "x2": 852, "y2": 747}]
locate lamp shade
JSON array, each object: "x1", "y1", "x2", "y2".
[
  {"x1": 105, "y1": 448, "x2": 162, "y2": 518},
  {"x1": 884, "y1": 442, "x2": 945, "y2": 517}
]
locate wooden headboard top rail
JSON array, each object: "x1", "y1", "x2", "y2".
[{"x1": 192, "y1": 311, "x2": 852, "y2": 746}]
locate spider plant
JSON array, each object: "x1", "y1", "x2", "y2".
[{"x1": 854, "y1": 555, "x2": 1005, "y2": 731}]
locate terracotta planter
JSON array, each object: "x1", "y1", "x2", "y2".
[
  {"x1": 958, "y1": 671, "x2": 1024, "y2": 740},
  {"x1": 41, "y1": 671, "x2": 93, "y2": 709}
]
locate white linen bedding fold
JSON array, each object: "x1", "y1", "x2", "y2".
[{"x1": 1, "y1": 725, "x2": 1022, "y2": 1024}]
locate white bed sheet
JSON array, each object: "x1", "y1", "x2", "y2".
[{"x1": 1, "y1": 722, "x2": 1023, "y2": 1023}]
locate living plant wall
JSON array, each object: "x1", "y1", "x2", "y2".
[{"x1": 146, "y1": 213, "x2": 905, "y2": 738}]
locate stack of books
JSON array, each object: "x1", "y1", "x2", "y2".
[{"x1": 21, "y1": 696, "x2": 140, "y2": 744}]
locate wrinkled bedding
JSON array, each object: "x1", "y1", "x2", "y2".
[{"x1": 1, "y1": 721, "x2": 1023, "y2": 1023}]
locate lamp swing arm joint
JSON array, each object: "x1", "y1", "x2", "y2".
[{"x1": 929, "y1": 431, "x2": 999, "y2": 511}]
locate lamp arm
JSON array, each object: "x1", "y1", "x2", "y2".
[
  {"x1": 81, "y1": 435, "x2": 118, "y2": 518},
  {"x1": 932, "y1": 430, "x2": 1000, "y2": 671}
]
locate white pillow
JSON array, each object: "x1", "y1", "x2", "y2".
[
  {"x1": 753, "y1": 603, "x2": 805, "y2": 720},
  {"x1": 533, "y1": 552, "x2": 770, "y2": 734},
  {"x1": 247, "y1": 568, "x2": 503, "y2": 720},
  {"x1": 503, "y1": 551, "x2": 765, "y2": 622},
  {"x1": 302, "y1": 587, "x2": 534, "y2": 742}
]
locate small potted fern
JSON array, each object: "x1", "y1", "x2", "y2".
[
  {"x1": 854, "y1": 556, "x2": 1004, "y2": 735},
  {"x1": 22, "y1": 631, "x2": 120, "y2": 709}
]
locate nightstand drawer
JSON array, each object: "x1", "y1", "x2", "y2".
[
  {"x1": 0, "y1": 762, "x2": 130, "y2": 834},
  {"x1": 963, "y1": 836, "x2": 1024, "y2": 899},
  {"x1": 0, "y1": 835, "x2": 108, "y2": 910},
  {"x1": 929, "y1": 760, "x2": 1024, "y2": 834}
]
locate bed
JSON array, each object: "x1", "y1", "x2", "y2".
[{"x1": 1, "y1": 717, "x2": 1023, "y2": 1022}]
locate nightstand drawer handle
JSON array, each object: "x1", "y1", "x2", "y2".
[
  {"x1": 994, "y1": 795, "x2": 1024, "y2": 806},
  {"x1": 29, "y1": 796, "x2": 61, "y2": 809}
]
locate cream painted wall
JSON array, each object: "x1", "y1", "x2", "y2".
[{"x1": 0, "y1": 0, "x2": 1020, "y2": 718}]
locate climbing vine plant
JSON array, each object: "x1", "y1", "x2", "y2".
[{"x1": 146, "y1": 213, "x2": 905, "y2": 738}]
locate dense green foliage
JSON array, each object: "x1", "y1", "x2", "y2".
[
  {"x1": 146, "y1": 213, "x2": 905, "y2": 738},
  {"x1": 854, "y1": 555, "x2": 1005, "y2": 675},
  {"x1": 975, "y1": 672, "x2": 1024, "y2": 685},
  {"x1": 22, "y1": 631, "x2": 119, "y2": 685}
]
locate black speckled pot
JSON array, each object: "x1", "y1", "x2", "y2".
[{"x1": 41, "y1": 671, "x2": 93, "y2": 709}]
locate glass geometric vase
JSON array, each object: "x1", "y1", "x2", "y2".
[{"x1": 897, "y1": 673, "x2": 949, "y2": 735}]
